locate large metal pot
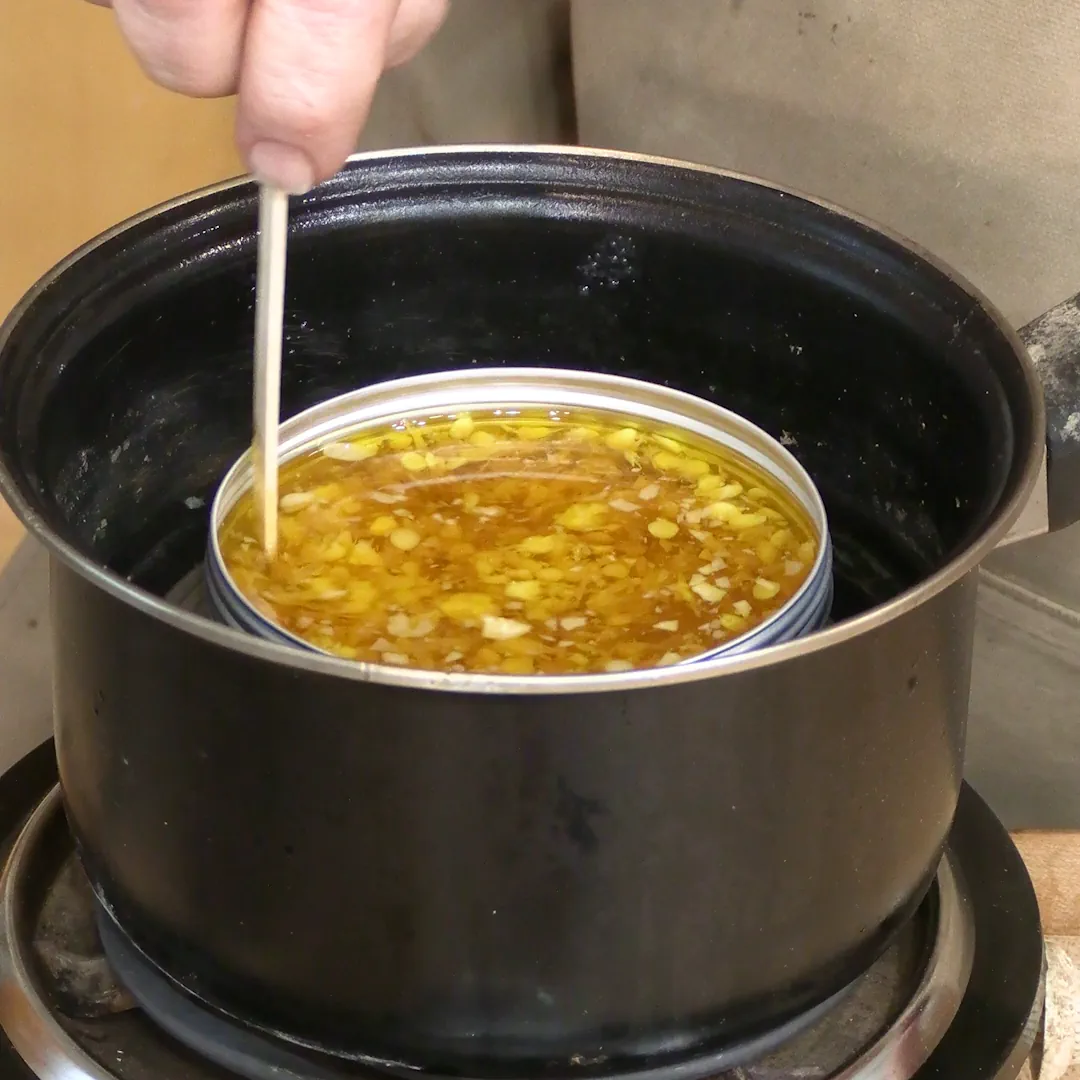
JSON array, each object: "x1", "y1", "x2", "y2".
[{"x1": 0, "y1": 147, "x2": 1077, "y2": 1077}]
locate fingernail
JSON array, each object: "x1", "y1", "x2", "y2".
[{"x1": 248, "y1": 141, "x2": 316, "y2": 195}]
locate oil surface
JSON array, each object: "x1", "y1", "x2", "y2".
[{"x1": 218, "y1": 407, "x2": 818, "y2": 674}]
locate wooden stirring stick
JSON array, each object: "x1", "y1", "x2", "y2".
[{"x1": 252, "y1": 185, "x2": 289, "y2": 560}]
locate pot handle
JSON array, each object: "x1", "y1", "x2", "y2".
[{"x1": 1000, "y1": 294, "x2": 1080, "y2": 546}]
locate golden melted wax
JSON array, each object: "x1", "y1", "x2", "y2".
[{"x1": 217, "y1": 408, "x2": 819, "y2": 674}]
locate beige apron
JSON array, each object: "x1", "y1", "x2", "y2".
[
  {"x1": 572, "y1": 0, "x2": 1080, "y2": 328},
  {"x1": 359, "y1": 1, "x2": 573, "y2": 149}
]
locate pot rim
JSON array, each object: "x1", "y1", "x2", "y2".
[{"x1": 0, "y1": 144, "x2": 1046, "y2": 696}]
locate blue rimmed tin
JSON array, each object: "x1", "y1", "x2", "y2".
[{"x1": 206, "y1": 368, "x2": 834, "y2": 667}]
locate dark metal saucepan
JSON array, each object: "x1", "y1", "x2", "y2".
[{"x1": 0, "y1": 147, "x2": 1077, "y2": 1078}]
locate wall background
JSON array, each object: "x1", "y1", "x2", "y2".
[{"x1": 0, "y1": 0, "x2": 243, "y2": 561}]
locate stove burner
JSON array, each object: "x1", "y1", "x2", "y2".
[
  {"x1": 0, "y1": 751, "x2": 1046, "y2": 1080},
  {"x1": 32, "y1": 853, "x2": 136, "y2": 1020}
]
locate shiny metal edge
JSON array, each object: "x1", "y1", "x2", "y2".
[
  {"x1": 1000, "y1": 953, "x2": 1045, "y2": 1080},
  {"x1": 205, "y1": 367, "x2": 833, "y2": 669},
  {"x1": 833, "y1": 852, "x2": 975, "y2": 1079},
  {"x1": 0, "y1": 145, "x2": 1046, "y2": 697},
  {"x1": 0, "y1": 785, "x2": 116, "y2": 1080}
]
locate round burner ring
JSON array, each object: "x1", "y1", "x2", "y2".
[
  {"x1": 0, "y1": 783, "x2": 1022, "y2": 1080},
  {"x1": 0, "y1": 789, "x2": 115, "y2": 1080}
]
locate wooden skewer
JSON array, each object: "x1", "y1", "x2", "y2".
[{"x1": 252, "y1": 185, "x2": 289, "y2": 560}]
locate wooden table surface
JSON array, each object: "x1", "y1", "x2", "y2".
[{"x1": 1013, "y1": 831, "x2": 1080, "y2": 1079}]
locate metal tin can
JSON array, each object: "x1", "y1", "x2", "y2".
[{"x1": 206, "y1": 368, "x2": 833, "y2": 666}]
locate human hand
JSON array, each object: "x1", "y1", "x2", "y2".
[{"x1": 85, "y1": 0, "x2": 449, "y2": 192}]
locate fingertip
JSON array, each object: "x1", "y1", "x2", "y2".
[{"x1": 247, "y1": 140, "x2": 317, "y2": 194}]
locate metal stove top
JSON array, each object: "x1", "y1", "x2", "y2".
[{"x1": 0, "y1": 741, "x2": 1047, "y2": 1080}]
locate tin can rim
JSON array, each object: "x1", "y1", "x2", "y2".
[{"x1": 207, "y1": 368, "x2": 832, "y2": 670}]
